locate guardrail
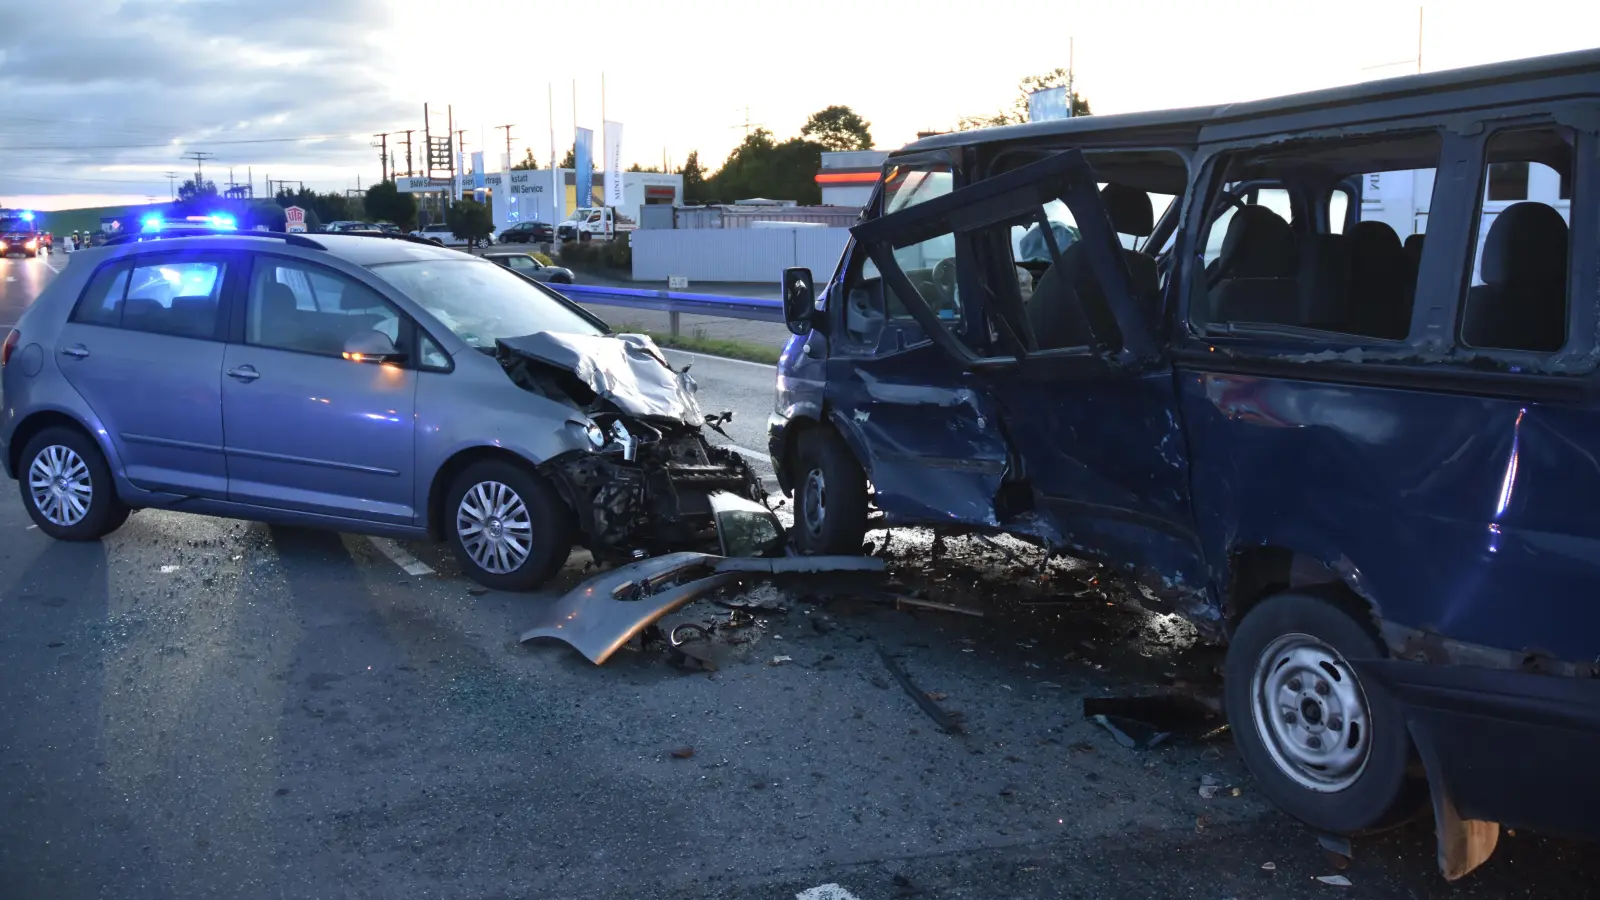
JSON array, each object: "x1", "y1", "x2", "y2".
[{"x1": 549, "y1": 282, "x2": 783, "y2": 336}]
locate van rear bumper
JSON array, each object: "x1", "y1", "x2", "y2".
[{"x1": 1355, "y1": 658, "x2": 1600, "y2": 841}]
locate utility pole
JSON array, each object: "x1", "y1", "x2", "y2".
[
  {"x1": 1067, "y1": 37, "x2": 1075, "y2": 118},
  {"x1": 373, "y1": 132, "x2": 390, "y2": 182},
  {"x1": 402, "y1": 129, "x2": 415, "y2": 177},
  {"x1": 496, "y1": 123, "x2": 515, "y2": 171},
  {"x1": 164, "y1": 171, "x2": 178, "y2": 199},
  {"x1": 1417, "y1": 6, "x2": 1424, "y2": 74},
  {"x1": 247, "y1": 166, "x2": 253, "y2": 198},
  {"x1": 182, "y1": 150, "x2": 215, "y2": 187}
]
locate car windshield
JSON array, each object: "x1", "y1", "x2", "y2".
[
  {"x1": 0, "y1": 216, "x2": 36, "y2": 233},
  {"x1": 369, "y1": 258, "x2": 600, "y2": 349}
]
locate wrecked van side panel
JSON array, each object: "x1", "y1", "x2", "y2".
[{"x1": 1178, "y1": 369, "x2": 1600, "y2": 666}]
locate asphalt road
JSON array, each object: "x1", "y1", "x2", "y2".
[{"x1": 3, "y1": 251, "x2": 1597, "y2": 899}]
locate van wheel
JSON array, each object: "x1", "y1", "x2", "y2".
[
  {"x1": 20, "y1": 427, "x2": 130, "y2": 541},
  {"x1": 1225, "y1": 592, "x2": 1425, "y2": 834},
  {"x1": 445, "y1": 460, "x2": 573, "y2": 591},
  {"x1": 791, "y1": 429, "x2": 867, "y2": 555}
]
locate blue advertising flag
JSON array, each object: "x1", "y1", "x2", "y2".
[{"x1": 575, "y1": 127, "x2": 594, "y2": 208}]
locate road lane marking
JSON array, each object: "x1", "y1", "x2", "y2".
[
  {"x1": 43, "y1": 258, "x2": 61, "y2": 273},
  {"x1": 669, "y1": 348, "x2": 777, "y2": 370},
  {"x1": 796, "y1": 886, "x2": 863, "y2": 900},
  {"x1": 368, "y1": 536, "x2": 435, "y2": 576},
  {"x1": 720, "y1": 442, "x2": 767, "y2": 460}
]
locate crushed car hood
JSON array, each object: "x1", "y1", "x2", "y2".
[{"x1": 497, "y1": 331, "x2": 703, "y2": 424}]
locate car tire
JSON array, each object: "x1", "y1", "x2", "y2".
[
  {"x1": 19, "y1": 426, "x2": 131, "y2": 541},
  {"x1": 790, "y1": 428, "x2": 868, "y2": 555},
  {"x1": 1225, "y1": 592, "x2": 1425, "y2": 835},
  {"x1": 444, "y1": 459, "x2": 573, "y2": 591}
]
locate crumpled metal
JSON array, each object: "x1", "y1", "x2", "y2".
[{"x1": 497, "y1": 331, "x2": 703, "y2": 424}]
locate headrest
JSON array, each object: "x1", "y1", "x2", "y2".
[
  {"x1": 262, "y1": 281, "x2": 300, "y2": 311},
  {"x1": 1350, "y1": 220, "x2": 1404, "y2": 257},
  {"x1": 1100, "y1": 183, "x2": 1153, "y2": 237},
  {"x1": 1219, "y1": 205, "x2": 1297, "y2": 279},
  {"x1": 1481, "y1": 201, "x2": 1568, "y2": 285}
]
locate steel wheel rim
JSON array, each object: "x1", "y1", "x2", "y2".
[
  {"x1": 1250, "y1": 632, "x2": 1372, "y2": 792},
  {"x1": 801, "y1": 467, "x2": 826, "y2": 538},
  {"x1": 28, "y1": 445, "x2": 93, "y2": 527},
  {"x1": 455, "y1": 480, "x2": 533, "y2": 575}
]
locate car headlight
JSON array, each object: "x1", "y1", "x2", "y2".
[
  {"x1": 24, "y1": 240, "x2": 37, "y2": 250},
  {"x1": 583, "y1": 421, "x2": 606, "y2": 449}
]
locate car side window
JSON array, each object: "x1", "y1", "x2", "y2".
[
  {"x1": 507, "y1": 256, "x2": 537, "y2": 271},
  {"x1": 1459, "y1": 126, "x2": 1575, "y2": 353},
  {"x1": 419, "y1": 333, "x2": 451, "y2": 370},
  {"x1": 72, "y1": 257, "x2": 225, "y2": 339},
  {"x1": 247, "y1": 257, "x2": 403, "y2": 358}
]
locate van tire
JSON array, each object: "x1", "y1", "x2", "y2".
[
  {"x1": 791, "y1": 429, "x2": 868, "y2": 555},
  {"x1": 1225, "y1": 592, "x2": 1425, "y2": 835},
  {"x1": 444, "y1": 460, "x2": 573, "y2": 591},
  {"x1": 19, "y1": 426, "x2": 130, "y2": 541}
]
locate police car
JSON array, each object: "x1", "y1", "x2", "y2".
[{"x1": 109, "y1": 212, "x2": 242, "y2": 244}]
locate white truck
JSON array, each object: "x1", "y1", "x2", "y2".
[{"x1": 555, "y1": 207, "x2": 637, "y2": 242}]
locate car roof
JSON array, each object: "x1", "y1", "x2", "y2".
[
  {"x1": 897, "y1": 47, "x2": 1600, "y2": 158},
  {"x1": 93, "y1": 232, "x2": 476, "y2": 265}
]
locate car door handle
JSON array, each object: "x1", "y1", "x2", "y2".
[
  {"x1": 227, "y1": 365, "x2": 260, "y2": 383},
  {"x1": 60, "y1": 344, "x2": 89, "y2": 359}
]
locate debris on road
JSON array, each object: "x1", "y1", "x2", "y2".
[
  {"x1": 1318, "y1": 832, "x2": 1354, "y2": 869},
  {"x1": 769, "y1": 655, "x2": 793, "y2": 666},
  {"x1": 1261, "y1": 862, "x2": 1277, "y2": 872},
  {"x1": 669, "y1": 747, "x2": 695, "y2": 759},
  {"x1": 519, "y1": 552, "x2": 884, "y2": 664},
  {"x1": 887, "y1": 594, "x2": 986, "y2": 618},
  {"x1": 1083, "y1": 695, "x2": 1222, "y2": 750},
  {"x1": 878, "y1": 647, "x2": 963, "y2": 735},
  {"x1": 1316, "y1": 874, "x2": 1353, "y2": 886}
]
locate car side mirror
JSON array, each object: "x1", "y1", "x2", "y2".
[
  {"x1": 342, "y1": 330, "x2": 406, "y2": 365},
  {"x1": 783, "y1": 267, "x2": 818, "y2": 336}
]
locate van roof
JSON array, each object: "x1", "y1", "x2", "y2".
[{"x1": 898, "y1": 47, "x2": 1600, "y2": 157}]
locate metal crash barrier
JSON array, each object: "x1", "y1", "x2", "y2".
[{"x1": 549, "y1": 282, "x2": 783, "y2": 336}]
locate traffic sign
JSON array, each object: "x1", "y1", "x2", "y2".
[{"x1": 284, "y1": 206, "x2": 307, "y2": 233}]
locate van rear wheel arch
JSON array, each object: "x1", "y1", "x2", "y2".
[{"x1": 1224, "y1": 545, "x2": 1384, "y2": 643}]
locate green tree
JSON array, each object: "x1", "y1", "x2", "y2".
[
  {"x1": 703, "y1": 129, "x2": 824, "y2": 205},
  {"x1": 680, "y1": 150, "x2": 708, "y2": 202},
  {"x1": 446, "y1": 198, "x2": 494, "y2": 247},
  {"x1": 625, "y1": 162, "x2": 663, "y2": 173},
  {"x1": 559, "y1": 147, "x2": 576, "y2": 169},
  {"x1": 364, "y1": 179, "x2": 418, "y2": 230},
  {"x1": 801, "y1": 105, "x2": 874, "y2": 151},
  {"x1": 958, "y1": 68, "x2": 1091, "y2": 130},
  {"x1": 511, "y1": 148, "x2": 540, "y2": 170},
  {"x1": 177, "y1": 178, "x2": 218, "y2": 201}
]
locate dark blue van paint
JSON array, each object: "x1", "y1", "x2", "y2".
[{"x1": 769, "y1": 49, "x2": 1600, "y2": 878}]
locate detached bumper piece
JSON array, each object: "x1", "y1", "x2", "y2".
[{"x1": 519, "y1": 552, "x2": 885, "y2": 664}]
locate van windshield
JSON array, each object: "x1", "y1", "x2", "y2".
[{"x1": 369, "y1": 258, "x2": 601, "y2": 350}]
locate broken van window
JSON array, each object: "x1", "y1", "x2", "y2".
[{"x1": 1194, "y1": 130, "x2": 1442, "y2": 343}]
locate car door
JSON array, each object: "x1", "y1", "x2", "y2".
[
  {"x1": 54, "y1": 251, "x2": 237, "y2": 497},
  {"x1": 220, "y1": 253, "x2": 418, "y2": 524},
  {"x1": 855, "y1": 148, "x2": 1205, "y2": 591}
]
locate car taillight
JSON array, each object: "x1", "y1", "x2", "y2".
[{"x1": 1, "y1": 329, "x2": 18, "y2": 368}]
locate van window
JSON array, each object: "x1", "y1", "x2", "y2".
[
  {"x1": 1459, "y1": 126, "x2": 1574, "y2": 353},
  {"x1": 870, "y1": 166, "x2": 960, "y2": 323},
  {"x1": 1194, "y1": 131, "x2": 1442, "y2": 342}
]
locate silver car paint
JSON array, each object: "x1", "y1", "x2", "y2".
[{"x1": 3, "y1": 234, "x2": 607, "y2": 537}]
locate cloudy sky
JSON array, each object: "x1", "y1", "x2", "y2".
[{"x1": 2, "y1": 0, "x2": 1596, "y2": 210}]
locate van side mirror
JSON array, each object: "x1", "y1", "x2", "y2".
[{"x1": 783, "y1": 267, "x2": 817, "y2": 336}]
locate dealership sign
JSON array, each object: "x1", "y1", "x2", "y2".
[{"x1": 396, "y1": 172, "x2": 547, "y2": 194}]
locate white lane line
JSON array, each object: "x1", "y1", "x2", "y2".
[
  {"x1": 796, "y1": 886, "x2": 863, "y2": 900},
  {"x1": 720, "y1": 442, "x2": 767, "y2": 460},
  {"x1": 43, "y1": 258, "x2": 61, "y2": 273},
  {"x1": 669, "y1": 348, "x2": 777, "y2": 371},
  {"x1": 367, "y1": 536, "x2": 435, "y2": 576},
  {"x1": 25, "y1": 524, "x2": 37, "y2": 531}
]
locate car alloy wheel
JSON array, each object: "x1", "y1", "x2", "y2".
[
  {"x1": 28, "y1": 444, "x2": 93, "y2": 527},
  {"x1": 455, "y1": 480, "x2": 534, "y2": 575},
  {"x1": 1250, "y1": 632, "x2": 1372, "y2": 792}
]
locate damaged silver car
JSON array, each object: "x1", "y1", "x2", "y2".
[{"x1": 2, "y1": 232, "x2": 769, "y2": 591}]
